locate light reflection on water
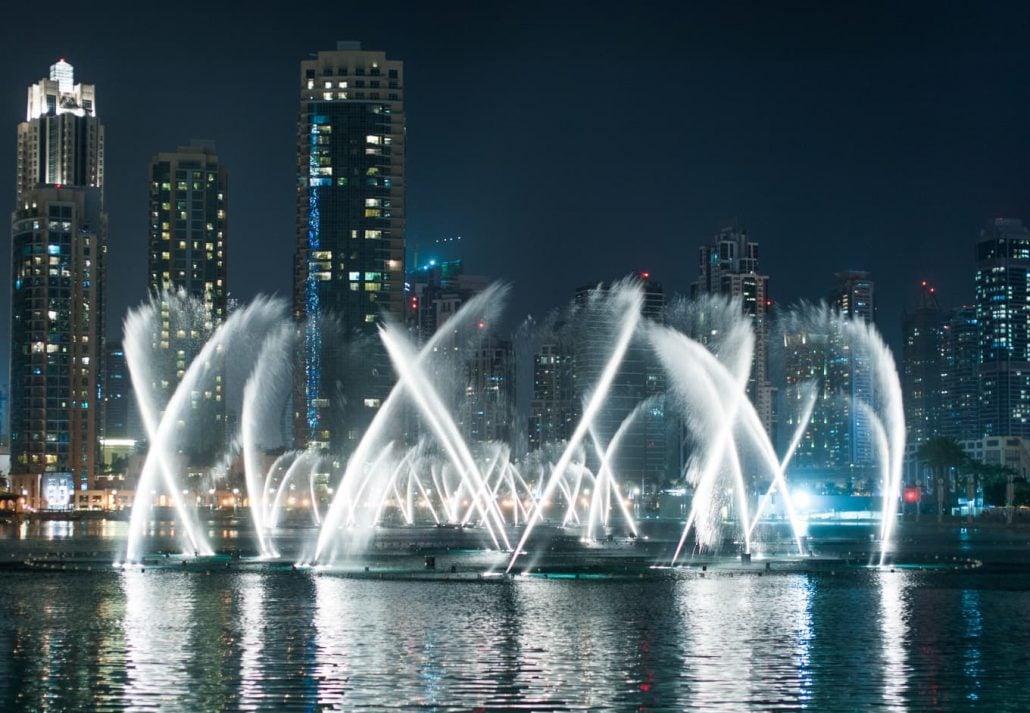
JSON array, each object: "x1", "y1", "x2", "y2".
[
  {"x1": 0, "y1": 566, "x2": 1029, "y2": 711},
  {"x1": 879, "y1": 571, "x2": 908, "y2": 711}
]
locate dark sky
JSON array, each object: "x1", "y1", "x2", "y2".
[{"x1": 2, "y1": 1, "x2": 1030, "y2": 391}]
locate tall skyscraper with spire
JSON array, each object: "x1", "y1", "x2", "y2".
[
  {"x1": 293, "y1": 42, "x2": 405, "y2": 453},
  {"x1": 9, "y1": 60, "x2": 106, "y2": 505}
]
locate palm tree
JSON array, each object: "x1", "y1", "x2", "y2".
[{"x1": 916, "y1": 437, "x2": 968, "y2": 522}]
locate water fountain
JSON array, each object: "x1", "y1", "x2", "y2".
[{"x1": 118, "y1": 281, "x2": 904, "y2": 571}]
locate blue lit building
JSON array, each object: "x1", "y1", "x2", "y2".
[
  {"x1": 976, "y1": 218, "x2": 1030, "y2": 438},
  {"x1": 293, "y1": 42, "x2": 405, "y2": 453}
]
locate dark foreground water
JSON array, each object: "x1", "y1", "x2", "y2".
[{"x1": 1, "y1": 523, "x2": 1029, "y2": 711}]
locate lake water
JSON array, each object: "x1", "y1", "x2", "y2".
[{"x1": 0, "y1": 521, "x2": 1029, "y2": 711}]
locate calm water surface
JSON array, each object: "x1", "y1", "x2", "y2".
[{"x1": 0, "y1": 522, "x2": 1029, "y2": 711}]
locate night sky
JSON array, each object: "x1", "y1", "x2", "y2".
[{"x1": 2, "y1": 1, "x2": 1030, "y2": 393}]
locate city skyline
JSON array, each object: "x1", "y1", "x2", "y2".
[{"x1": 2, "y1": 2, "x2": 1029, "y2": 398}]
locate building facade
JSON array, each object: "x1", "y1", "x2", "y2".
[
  {"x1": 975, "y1": 218, "x2": 1030, "y2": 439},
  {"x1": 902, "y1": 282, "x2": 945, "y2": 446},
  {"x1": 9, "y1": 61, "x2": 106, "y2": 503},
  {"x1": 529, "y1": 340, "x2": 577, "y2": 450},
  {"x1": 293, "y1": 42, "x2": 405, "y2": 453},
  {"x1": 146, "y1": 142, "x2": 228, "y2": 464},
  {"x1": 830, "y1": 270, "x2": 876, "y2": 466},
  {"x1": 692, "y1": 224, "x2": 775, "y2": 436},
  {"x1": 940, "y1": 305, "x2": 980, "y2": 442}
]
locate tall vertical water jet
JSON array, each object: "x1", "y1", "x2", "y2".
[
  {"x1": 123, "y1": 295, "x2": 285, "y2": 563},
  {"x1": 240, "y1": 323, "x2": 295, "y2": 558}
]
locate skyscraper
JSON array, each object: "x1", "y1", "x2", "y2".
[
  {"x1": 829, "y1": 270, "x2": 876, "y2": 466},
  {"x1": 146, "y1": 142, "x2": 228, "y2": 464},
  {"x1": 780, "y1": 271, "x2": 877, "y2": 482},
  {"x1": 940, "y1": 305, "x2": 979, "y2": 442},
  {"x1": 902, "y1": 282, "x2": 944, "y2": 446},
  {"x1": 529, "y1": 339, "x2": 577, "y2": 450},
  {"x1": 692, "y1": 224, "x2": 775, "y2": 435},
  {"x1": 294, "y1": 42, "x2": 405, "y2": 453},
  {"x1": 975, "y1": 218, "x2": 1030, "y2": 438},
  {"x1": 459, "y1": 334, "x2": 516, "y2": 444},
  {"x1": 17, "y1": 60, "x2": 103, "y2": 201},
  {"x1": 9, "y1": 61, "x2": 106, "y2": 503}
]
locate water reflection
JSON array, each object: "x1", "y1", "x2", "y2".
[
  {"x1": 676, "y1": 573, "x2": 813, "y2": 710},
  {"x1": 962, "y1": 589, "x2": 982, "y2": 703},
  {"x1": 122, "y1": 569, "x2": 194, "y2": 709},
  {"x1": 238, "y1": 573, "x2": 266, "y2": 709},
  {"x1": 0, "y1": 565, "x2": 1028, "y2": 710},
  {"x1": 878, "y1": 570, "x2": 909, "y2": 710}
]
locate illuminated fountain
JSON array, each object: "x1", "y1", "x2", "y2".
[{"x1": 119, "y1": 281, "x2": 904, "y2": 570}]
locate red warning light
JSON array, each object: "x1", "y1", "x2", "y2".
[{"x1": 903, "y1": 486, "x2": 920, "y2": 504}]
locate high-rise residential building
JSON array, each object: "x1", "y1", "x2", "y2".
[
  {"x1": 902, "y1": 282, "x2": 945, "y2": 446},
  {"x1": 529, "y1": 339, "x2": 577, "y2": 450},
  {"x1": 9, "y1": 61, "x2": 106, "y2": 505},
  {"x1": 692, "y1": 224, "x2": 775, "y2": 436},
  {"x1": 146, "y1": 142, "x2": 228, "y2": 464},
  {"x1": 940, "y1": 305, "x2": 979, "y2": 441},
  {"x1": 459, "y1": 334, "x2": 516, "y2": 444},
  {"x1": 829, "y1": 270, "x2": 876, "y2": 466},
  {"x1": 101, "y1": 341, "x2": 140, "y2": 442},
  {"x1": 780, "y1": 271, "x2": 877, "y2": 484},
  {"x1": 975, "y1": 218, "x2": 1030, "y2": 438},
  {"x1": 293, "y1": 42, "x2": 405, "y2": 453}
]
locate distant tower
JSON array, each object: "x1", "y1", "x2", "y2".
[
  {"x1": 9, "y1": 61, "x2": 106, "y2": 503},
  {"x1": 975, "y1": 218, "x2": 1030, "y2": 438},
  {"x1": 529, "y1": 339, "x2": 577, "y2": 450},
  {"x1": 460, "y1": 334, "x2": 516, "y2": 444},
  {"x1": 939, "y1": 305, "x2": 979, "y2": 441},
  {"x1": 902, "y1": 282, "x2": 944, "y2": 446},
  {"x1": 828, "y1": 270, "x2": 876, "y2": 467},
  {"x1": 692, "y1": 224, "x2": 775, "y2": 436},
  {"x1": 293, "y1": 42, "x2": 406, "y2": 453},
  {"x1": 146, "y1": 142, "x2": 229, "y2": 464},
  {"x1": 101, "y1": 341, "x2": 140, "y2": 442}
]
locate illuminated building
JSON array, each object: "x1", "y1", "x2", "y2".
[
  {"x1": 529, "y1": 339, "x2": 577, "y2": 450},
  {"x1": 9, "y1": 61, "x2": 106, "y2": 504},
  {"x1": 692, "y1": 223, "x2": 775, "y2": 436},
  {"x1": 939, "y1": 305, "x2": 979, "y2": 441},
  {"x1": 101, "y1": 340, "x2": 140, "y2": 442},
  {"x1": 16, "y1": 59, "x2": 102, "y2": 202},
  {"x1": 460, "y1": 334, "x2": 516, "y2": 444},
  {"x1": 146, "y1": 142, "x2": 228, "y2": 464},
  {"x1": 830, "y1": 270, "x2": 876, "y2": 466},
  {"x1": 902, "y1": 282, "x2": 945, "y2": 445},
  {"x1": 293, "y1": 42, "x2": 405, "y2": 453},
  {"x1": 781, "y1": 271, "x2": 877, "y2": 485},
  {"x1": 975, "y1": 218, "x2": 1030, "y2": 438},
  {"x1": 405, "y1": 257, "x2": 488, "y2": 342}
]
